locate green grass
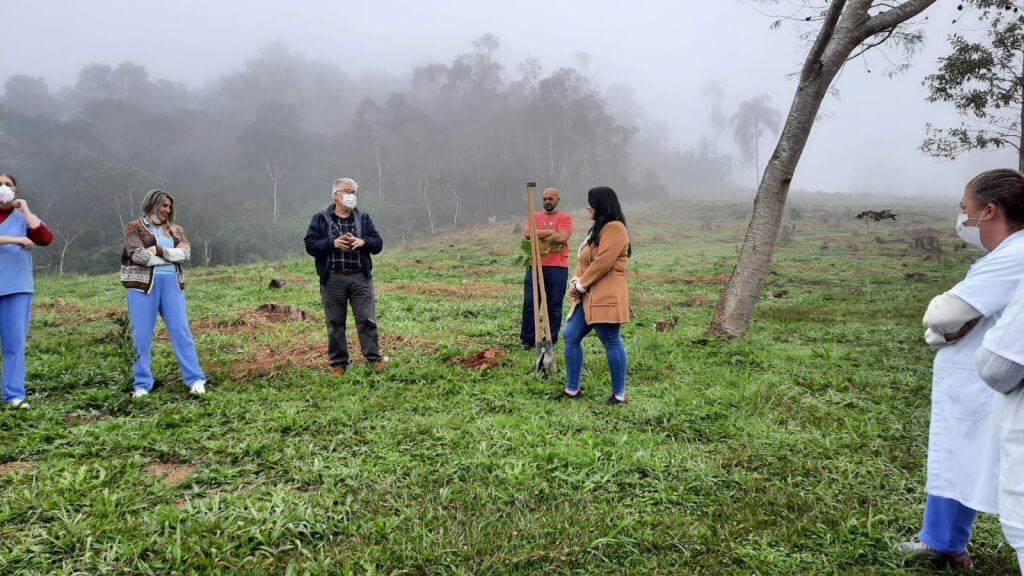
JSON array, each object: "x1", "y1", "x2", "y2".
[{"x1": 1, "y1": 201, "x2": 1017, "y2": 574}]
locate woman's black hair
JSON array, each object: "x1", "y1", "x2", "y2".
[{"x1": 586, "y1": 186, "x2": 630, "y2": 257}]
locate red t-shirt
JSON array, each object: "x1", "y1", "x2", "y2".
[{"x1": 524, "y1": 210, "x2": 572, "y2": 268}]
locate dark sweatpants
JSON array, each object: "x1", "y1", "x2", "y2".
[
  {"x1": 520, "y1": 265, "x2": 569, "y2": 346},
  {"x1": 321, "y1": 271, "x2": 381, "y2": 367}
]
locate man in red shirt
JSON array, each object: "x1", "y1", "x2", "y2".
[{"x1": 521, "y1": 187, "x2": 572, "y2": 349}]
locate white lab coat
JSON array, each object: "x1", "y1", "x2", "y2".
[
  {"x1": 927, "y1": 230, "x2": 1024, "y2": 513},
  {"x1": 980, "y1": 278, "x2": 1024, "y2": 529}
]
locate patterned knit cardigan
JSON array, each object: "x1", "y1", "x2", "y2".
[{"x1": 120, "y1": 219, "x2": 191, "y2": 292}]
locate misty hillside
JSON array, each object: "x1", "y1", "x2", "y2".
[{"x1": 1, "y1": 37, "x2": 739, "y2": 276}]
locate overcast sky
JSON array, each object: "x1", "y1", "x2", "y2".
[{"x1": 2, "y1": 0, "x2": 1016, "y2": 201}]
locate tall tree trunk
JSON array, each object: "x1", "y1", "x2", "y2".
[
  {"x1": 376, "y1": 146, "x2": 384, "y2": 198},
  {"x1": 449, "y1": 183, "x2": 460, "y2": 228},
  {"x1": 709, "y1": 7, "x2": 854, "y2": 338},
  {"x1": 265, "y1": 160, "x2": 284, "y2": 223},
  {"x1": 59, "y1": 243, "x2": 68, "y2": 277},
  {"x1": 203, "y1": 238, "x2": 212, "y2": 267},
  {"x1": 57, "y1": 231, "x2": 82, "y2": 277},
  {"x1": 419, "y1": 177, "x2": 435, "y2": 233},
  {"x1": 753, "y1": 124, "x2": 761, "y2": 190},
  {"x1": 548, "y1": 133, "x2": 555, "y2": 175},
  {"x1": 709, "y1": 75, "x2": 838, "y2": 337},
  {"x1": 707, "y1": 0, "x2": 939, "y2": 338}
]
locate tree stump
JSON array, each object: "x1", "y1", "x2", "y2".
[{"x1": 909, "y1": 235, "x2": 940, "y2": 253}]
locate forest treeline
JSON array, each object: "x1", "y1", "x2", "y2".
[{"x1": 0, "y1": 35, "x2": 735, "y2": 273}]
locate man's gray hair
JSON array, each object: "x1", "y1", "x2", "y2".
[{"x1": 332, "y1": 178, "x2": 359, "y2": 195}]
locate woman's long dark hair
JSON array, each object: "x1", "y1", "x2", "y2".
[{"x1": 586, "y1": 186, "x2": 630, "y2": 257}]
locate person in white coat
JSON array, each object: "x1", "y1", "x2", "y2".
[
  {"x1": 977, "y1": 276, "x2": 1024, "y2": 574},
  {"x1": 900, "y1": 169, "x2": 1024, "y2": 569}
]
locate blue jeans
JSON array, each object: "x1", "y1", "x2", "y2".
[
  {"x1": 127, "y1": 275, "x2": 205, "y2": 392},
  {"x1": 521, "y1": 266, "x2": 568, "y2": 345},
  {"x1": 0, "y1": 292, "x2": 32, "y2": 403},
  {"x1": 563, "y1": 307, "x2": 626, "y2": 397},
  {"x1": 918, "y1": 494, "x2": 976, "y2": 553}
]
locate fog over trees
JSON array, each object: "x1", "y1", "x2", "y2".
[
  {"x1": 0, "y1": 36, "x2": 738, "y2": 273},
  {"x1": 2, "y1": 1, "x2": 1020, "y2": 278}
]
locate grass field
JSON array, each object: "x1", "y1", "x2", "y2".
[{"x1": 1, "y1": 198, "x2": 1017, "y2": 574}]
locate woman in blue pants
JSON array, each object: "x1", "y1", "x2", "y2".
[
  {"x1": 899, "y1": 169, "x2": 1024, "y2": 569},
  {"x1": 0, "y1": 173, "x2": 53, "y2": 409},
  {"x1": 550, "y1": 186, "x2": 631, "y2": 405},
  {"x1": 120, "y1": 189, "x2": 206, "y2": 397}
]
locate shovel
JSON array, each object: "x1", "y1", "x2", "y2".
[{"x1": 525, "y1": 181, "x2": 557, "y2": 375}]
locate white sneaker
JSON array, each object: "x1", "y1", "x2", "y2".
[
  {"x1": 189, "y1": 381, "x2": 206, "y2": 395},
  {"x1": 8, "y1": 398, "x2": 30, "y2": 409},
  {"x1": 132, "y1": 389, "x2": 150, "y2": 398}
]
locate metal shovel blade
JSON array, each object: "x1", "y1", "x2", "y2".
[{"x1": 535, "y1": 339, "x2": 556, "y2": 375}]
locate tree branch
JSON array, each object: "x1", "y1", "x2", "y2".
[
  {"x1": 862, "y1": 0, "x2": 938, "y2": 38},
  {"x1": 800, "y1": 0, "x2": 850, "y2": 79},
  {"x1": 848, "y1": 25, "x2": 897, "y2": 61}
]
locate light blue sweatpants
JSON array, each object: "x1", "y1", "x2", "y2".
[
  {"x1": 0, "y1": 292, "x2": 32, "y2": 403},
  {"x1": 127, "y1": 275, "x2": 205, "y2": 392}
]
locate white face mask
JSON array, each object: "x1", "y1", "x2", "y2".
[
  {"x1": 0, "y1": 185, "x2": 15, "y2": 205},
  {"x1": 956, "y1": 211, "x2": 988, "y2": 253},
  {"x1": 341, "y1": 193, "x2": 357, "y2": 209},
  {"x1": 149, "y1": 214, "x2": 165, "y2": 225}
]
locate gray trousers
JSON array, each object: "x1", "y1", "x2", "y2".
[{"x1": 320, "y1": 271, "x2": 380, "y2": 367}]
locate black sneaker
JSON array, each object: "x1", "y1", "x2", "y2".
[
  {"x1": 522, "y1": 343, "x2": 535, "y2": 350},
  {"x1": 604, "y1": 395, "x2": 626, "y2": 405},
  {"x1": 550, "y1": 388, "x2": 583, "y2": 400}
]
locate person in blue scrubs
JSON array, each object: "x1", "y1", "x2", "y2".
[
  {"x1": 0, "y1": 173, "x2": 53, "y2": 409},
  {"x1": 120, "y1": 189, "x2": 206, "y2": 397}
]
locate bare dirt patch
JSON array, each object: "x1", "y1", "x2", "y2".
[
  {"x1": 229, "y1": 333, "x2": 436, "y2": 379},
  {"x1": 64, "y1": 409, "x2": 111, "y2": 426},
  {"x1": 679, "y1": 273, "x2": 731, "y2": 285},
  {"x1": 158, "y1": 304, "x2": 314, "y2": 340},
  {"x1": 655, "y1": 316, "x2": 679, "y2": 332},
  {"x1": 35, "y1": 298, "x2": 81, "y2": 314},
  {"x1": 247, "y1": 303, "x2": 310, "y2": 322},
  {"x1": 453, "y1": 348, "x2": 508, "y2": 370},
  {"x1": 144, "y1": 462, "x2": 197, "y2": 485},
  {"x1": 80, "y1": 309, "x2": 125, "y2": 323},
  {"x1": 486, "y1": 245, "x2": 515, "y2": 257},
  {"x1": 230, "y1": 338, "x2": 325, "y2": 378},
  {"x1": 36, "y1": 299, "x2": 124, "y2": 324},
  {"x1": 0, "y1": 461, "x2": 34, "y2": 475}
]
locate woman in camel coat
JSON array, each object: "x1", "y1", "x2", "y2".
[{"x1": 551, "y1": 186, "x2": 631, "y2": 405}]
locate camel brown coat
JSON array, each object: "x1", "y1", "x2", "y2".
[{"x1": 568, "y1": 221, "x2": 630, "y2": 324}]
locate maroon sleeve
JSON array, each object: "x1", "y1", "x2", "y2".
[{"x1": 27, "y1": 222, "x2": 54, "y2": 246}]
